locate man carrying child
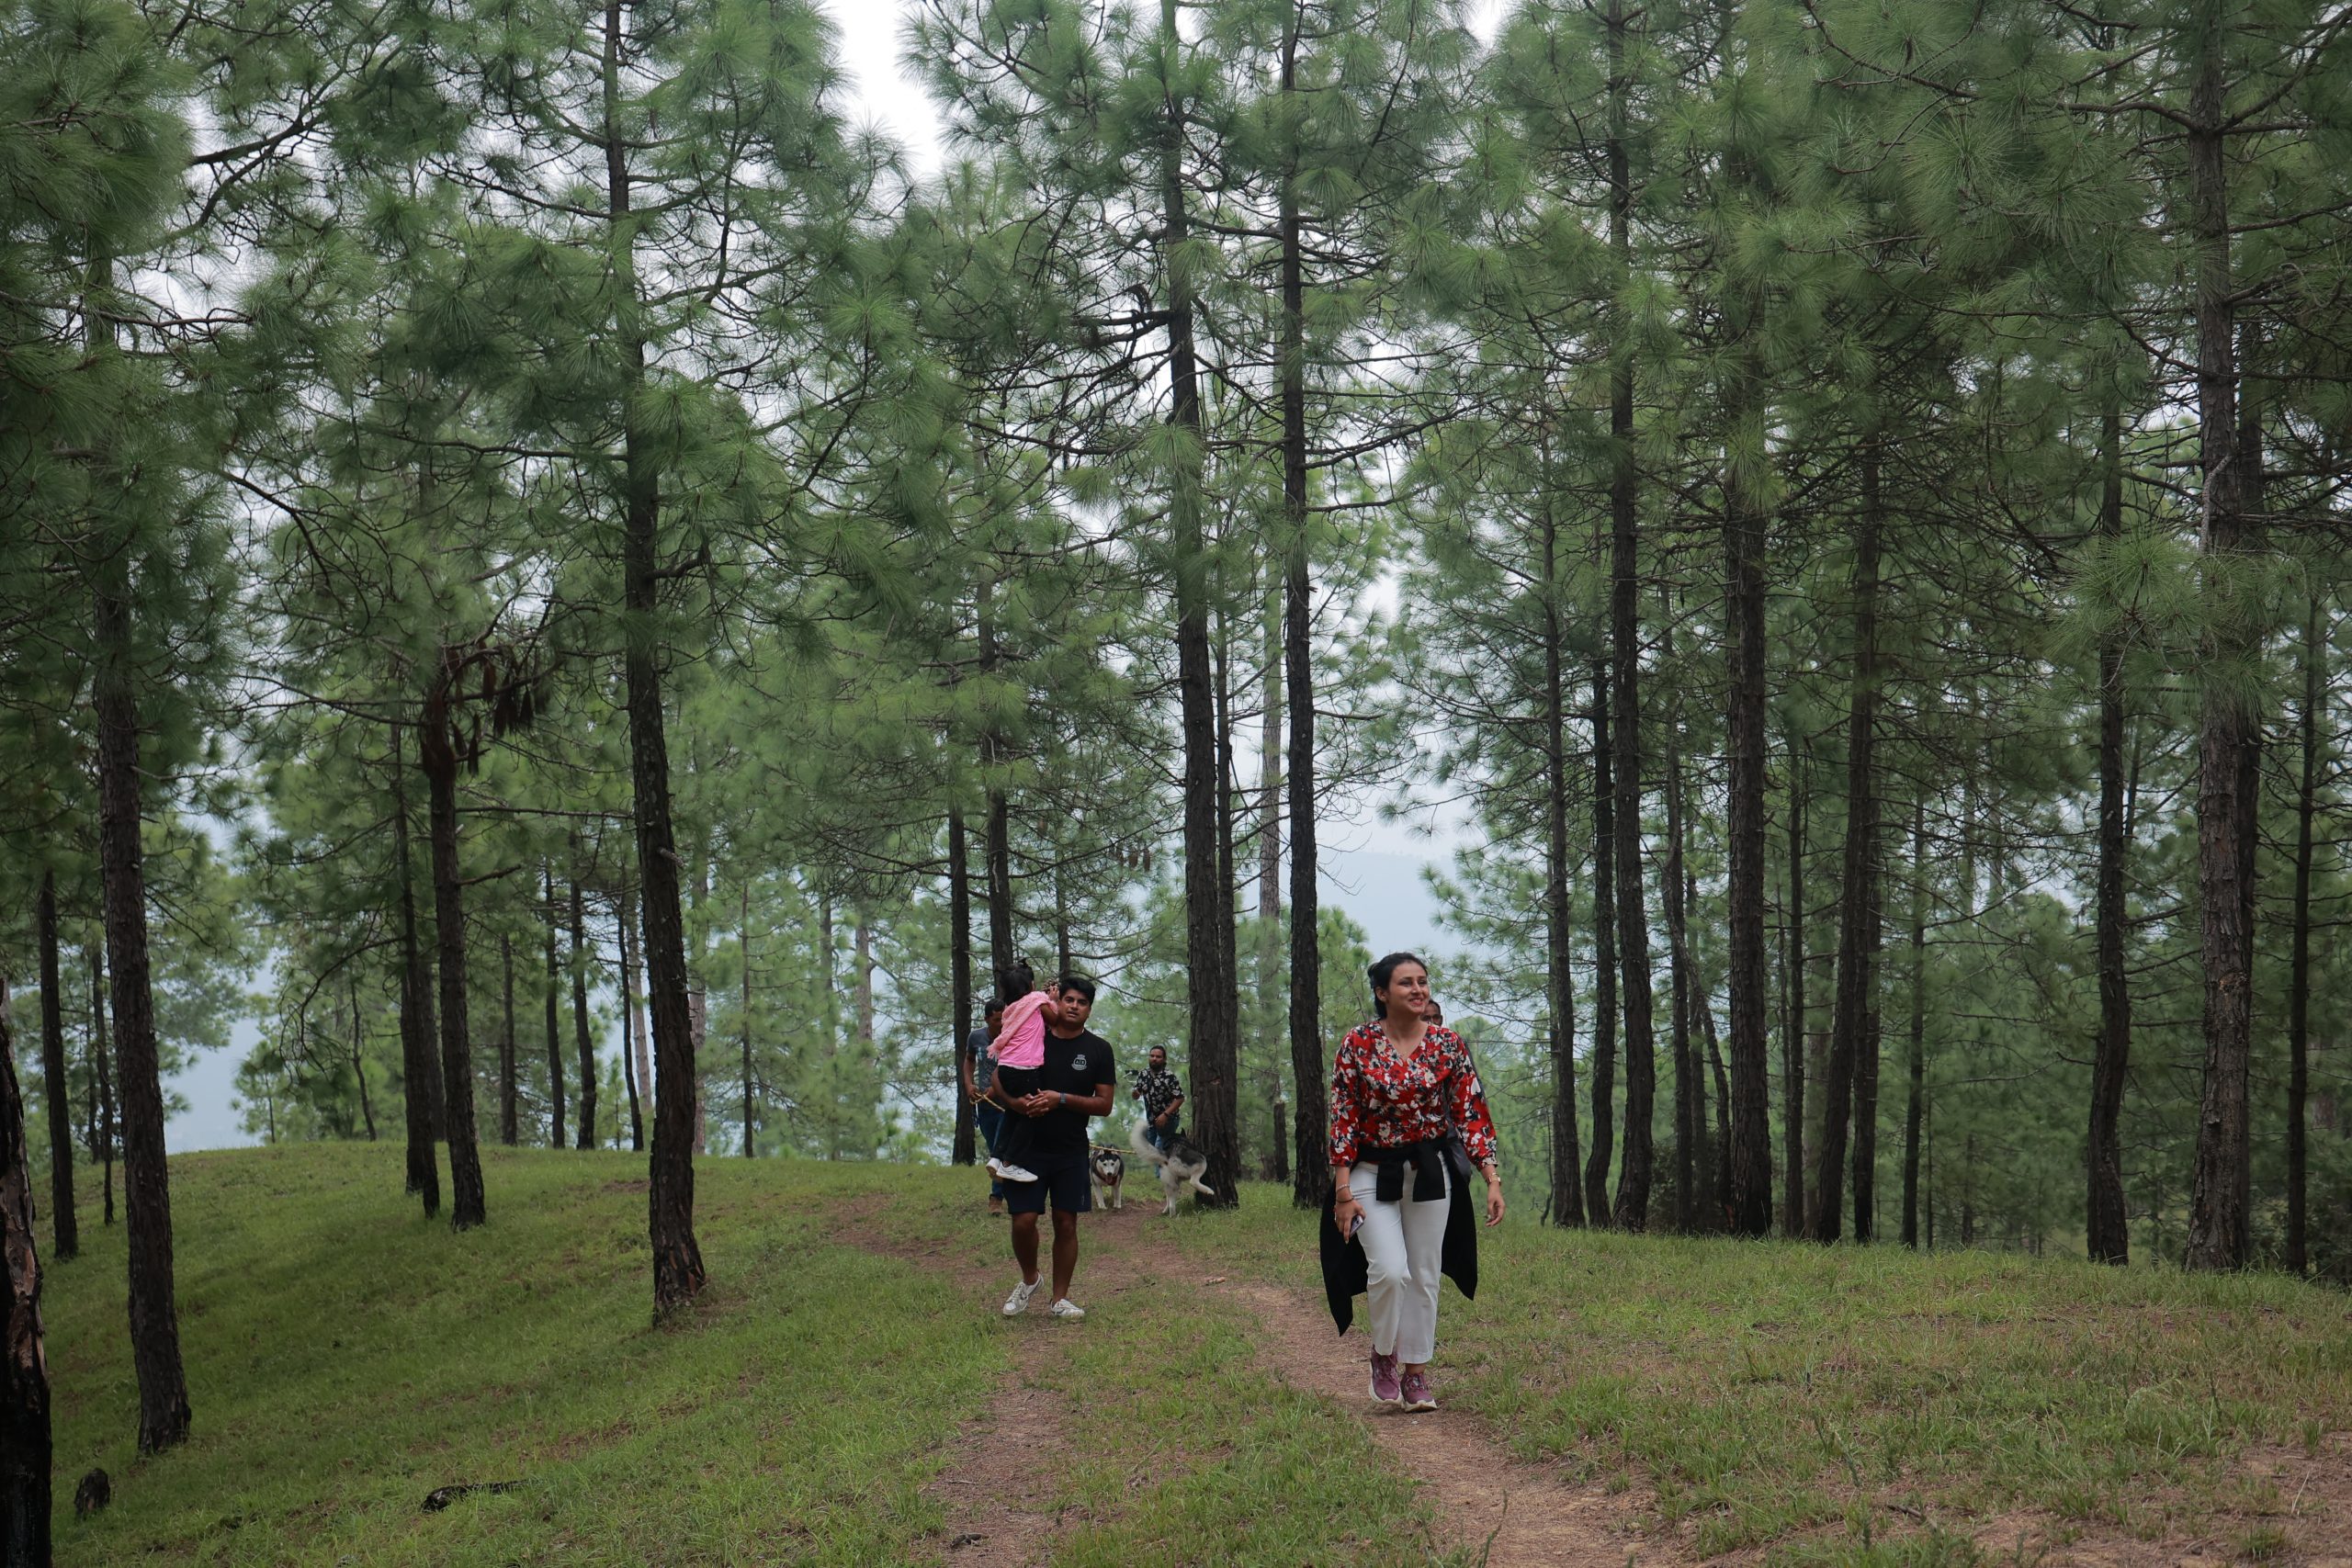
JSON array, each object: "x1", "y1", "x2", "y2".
[{"x1": 983, "y1": 965, "x2": 1114, "y2": 1322}]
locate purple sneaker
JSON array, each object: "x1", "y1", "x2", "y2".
[
  {"x1": 1369, "y1": 1349, "x2": 1402, "y2": 1403},
  {"x1": 1400, "y1": 1370, "x2": 1437, "y2": 1413}
]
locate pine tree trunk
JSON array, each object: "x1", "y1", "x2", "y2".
[
  {"x1": 2182, "y1": 0, "x2": 2256, "y2": 1275},
  {"x1": 420, "y1": 675, "x2": 487, "y2": 1231},
  {"x1": 1816, "y1": 468, "x2": 1883, "y2": 1245},
  {"x1": 36, "y1": 871, "x2": 75, "y2": 1263},
  {"x1": 2286, "y1": 592, "x2": 2322, "y2": 1273},
  {"x1": 349, "y1": 978, "x2": 377, "y2": 1142},
  {"x1": 498, "y1": 934, "x2": 518, "y2": 1148},
  {"x1": 571, "y1": 874, "x2": 596, "y2": 1150},
  {"x1": 605, "y1": 0, "x2": 705, "y2": 1310},
  {"x1": 618, "y1": 886, "x2": 645, "y2": 1153},
  {"x1": 543, "y1": 868, "x2": 566, "y2": 1149},
  {"x1": 1164, "y1": 0, "x2": 1238, "y2": 1208},
  {"x1": 741, "y1": 883, "x2": 756, "y2": 1158},
  {"x1": 1587, "y1": 664, "x2": 1618, "y2": 1228},
  {"x1": 92, "y1": 502, "x2": 194, "y2": 1451},
  {"x1": 1665, "y1": 710, "x2": 1694, "y2": 1232},
  {"x1": 88, "y1": 950, "x2": 115, "y2": 1228},
  {"x1": 1724, "y1": 449, "x2": 1776, "y2": 1237},
  {"x1": 1277, "y1": 38, "x2": 1327, "y2": 1209},
  {"x1": 818, "y1": 893, "x2": 838, "y2": 1160},
  {"x1": 1, "y1": 998, "x2": 52, "y2": 1566},
  {"x1": 689, "y1": 853, "x2": 708, "y2": 1159},
  {"x1": 1781, "y1": 752, "x2": 1807, "y2": 1236},
  {"x1": 1602, "y1": 0, "x2": 1654, "y2": 1244},
  {"x1": 976, "y1": 580, "x2": 1015, "y2": 986},
  {"x1": 948, "y1": 808, "x2": 977, "y2": 1167},
  {"x1": 1901, "y1": 797, "x2": 1928, "y2": 1248},
  {"x1": 1544, "y1": 558, "x2": 1585, "y2": 1226},
  {"x1": 391, "y1": 726, "x2": 442, "y2": 1213},
  {"x1": 2086, "y1": 403, "x2": 2133, "y2": 1266}
]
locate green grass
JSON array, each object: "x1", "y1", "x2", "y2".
[
  {"x1": 43, "y1": 1144, "x2": 1455, "y2": 1566},
  {"x1": 1173, "y1": 1188, "x2": 2352, "y2": 1562}
]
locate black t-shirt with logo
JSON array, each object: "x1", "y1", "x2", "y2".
[{"x1": 1029, "y1": 1028, "x2": 1115, "y2": 1162}]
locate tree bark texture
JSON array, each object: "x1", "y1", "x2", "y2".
[
  {"x1": 420, "y1": 671, "x2": 487, "y2": 1231},
  {"x1": 1665, "y1": 708, "x2": 1695, "y2": 1232},
  {"x1": 1781, "y1": 754, "x2": 1807, "y2": 1236},
  {"x1": 1723, "y1": 455, "x2": 1776, "y2": 1238},
  {"x1": 1587, "y1": 666, "x2": 1619, "y2": 1229},
  {"x1": 1901, "y1": 797, "x2": 1928, "y2": 1249},
  {"x1": 37, "y1": 872, "x2": 75, "y2": 1263},
  {"x1": 571, "y1": 874, "x2": 597, "y2": 1150},
  {"x1": 2086, "y1": 404, "x2": 2132, "y2": 1265},
  {"x1": 2, "y1": 998, "x2": 53, "y2": 1567},
  {"x1": 1165, "y1": 0, "x2": 1239, "y2": 1208},
  {"x1": 543, "y1": 868, "x2": 567, "y2": 1149},
  {"x1": 94, "y1": 531, "x2": 194, "y2": 1451},
  {"x1": 2182, "y1": 0, "x2": 2258, "y2": 1275},
  {"x1": 391, "y1": 726, "x2": 442, "y2": 1214},
  {"x1": 1543, "y1": 580, "x2": 1584, "y2": 1227},
  {"x1": 606, "y1": 0, "x2": 706, "y2": 1311},
  {"x1": 499, "y1": 935, "x2": 518, "y2": 1147},
  {"x1": 2286, "y1": 592, "x2": 2322, "y2": 1273},
  {"x1": 948, "y1": 808, "x2": 977, "y2": 1167}
]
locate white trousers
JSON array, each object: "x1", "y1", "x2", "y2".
[{"x1": 1351, "y1": 1159, "x2": 1450, "y2": 1364}]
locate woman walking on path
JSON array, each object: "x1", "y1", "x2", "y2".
[{"x1": 1327, "y1": 953, "x2": 1503, "y2": 1413}]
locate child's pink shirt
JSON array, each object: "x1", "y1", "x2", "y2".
[{"x1": 995, "y1": 989, "x2": 1052, "y2": 1069}]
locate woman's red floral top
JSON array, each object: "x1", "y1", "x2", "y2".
[{"x1": 1328, "y1": 1021, "x2": 1498, "y2": 1169}]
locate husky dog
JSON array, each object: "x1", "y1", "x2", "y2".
[
  {"x1": 1128, "y1": 1119, "x2": 1216, "y2": 1216},
  {"x1": 1090, "y1": 1145, "x2": 1126, "y2": 1211}
]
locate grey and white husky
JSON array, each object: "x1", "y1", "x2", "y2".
[{"x1": 1128, "y1": 1119, "x2": 1216, "y2": 1216}]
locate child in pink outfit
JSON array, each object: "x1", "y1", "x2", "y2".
[{"x1": 985, "y1": 960, "x2": 1057, "y2": 1184}]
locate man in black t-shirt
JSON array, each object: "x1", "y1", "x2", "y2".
[{"x1": 999, "y1": 975, "x2": 1115, "y2": 1322}]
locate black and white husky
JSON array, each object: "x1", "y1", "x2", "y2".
[
  {"x1": 1090, "y1": 1145, "x2": 1126, "y2": 1211},
  {"x1": 1128, "y1": 1119, "x2": 1216, "y2": 1216}
]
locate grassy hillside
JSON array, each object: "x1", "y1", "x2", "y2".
[{"x1": 38, "y1": 1143, "x2": 2352, "y2": 1564}]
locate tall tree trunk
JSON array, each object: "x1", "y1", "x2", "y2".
[
  {"x1": 390, "y1": 726, "x2": 441, "y2": 1213},
  {"x1": 618, "y1": 886, "x2": 645, "y2": 1154},
  {"x1": 36, "y1": 872, "x2": 75, "y2": 1263},
  {"x1": 2086, "y1": 402, "x2": 2133, "y2": 1265},
  {"x1": 420, "y1": 674, "x2": 487, "y2": 1231},
  {"x1": 1165, "y1": 0, "x2": 1238, "y2": 1208},
  {"x1": 1815, "y1": 464, "x2": 1883, "y2": 1245},
  {"x1": 570, "y1": 873, "x2": 596, "y2": 1150},
  {"x1": 498, "y1": 934, "x2": 518, "y2": 1147},
  {"x1": 543, "y1": 868, "x2": 566, "y2": 1149},
  {"x1": 87, "y1": 950, "x2": 115, "y2": 1228},
  {"x1": 1544, "y1": 538, "x2": 1585, "y2": 1226},
  {"x1": 1702, "y1": 963, "x2": 1731, "y2": 1224},
  {"x1": 1605, "y1": 0, "x2": 1659, "y2": 1237},
  {"x1": 818, "y1": 893, "x2": 838, "y2": 1160},
  {"x1": 1664, "y1": 705, "x2": 1694, "y2": 1231},
  {"x1": 607, "y1": 0, "x2": 705, "y2": 1310},
  {"x1": 2286, "y1": 591, "x2": 2322, "y2": 1273},
  {"x1": 977, "y1": 579, "x2": 1015, "y2": 987},
  {"x1": 1, "y1": 996, "x2": 53, "y2": 1566},
  {"x1": 91, "y1": 466, "x2": 194, "y2": 1450},
  {"x1": 1278, "y1": 27, "x2": 1327, "y2": 1209},
  {"x1": 348, "y1": 978, "x2": 377, "y2": 1142},
  {"x1": 1781, "y1": 748, "x2": 1807, "y2": 1236},
  {"x1": 1901, "y1": 797, "x2": 1928, "y2": 1249},
  {"x1": 741, "y1": 882, "x2": 756, "y2": 1158},
  {"x1": 1587, "y1": 662, "x2": 1618, "y2": 1227},
  {"x1": 689, "y1": 852, "x2": 708, "y2": 1157},
  {"x1": 948, "y1": 808, "x2": 977, "y2": 1167},
  {"x1": 2182, "y1": 0, "x2": 2257, "y2": 1274},
  {"x1": 1723, "y1": 457, "x2": 1776, "y2": 1238}
]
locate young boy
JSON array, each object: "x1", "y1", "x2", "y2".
[{"x1": 984, "y1": 960, "x2": 1057, "y2": 1184}]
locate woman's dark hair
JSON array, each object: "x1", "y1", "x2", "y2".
[
  {"x1": 1057, "y1": 973, "x2": 1096, "y2": 1002},
  {"x1": 996, "y1": 958, "x2": 1035, "y2": 1000},
  {"x1": 1367, "y1": 951, "x2": 1428, "y2": 1017}
]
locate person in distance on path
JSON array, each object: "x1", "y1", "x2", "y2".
[
  {"x1": 999, "y1": 975, "x2": 1116, "y2": 1321},
  {"x1": 1130, "y1": 1044, "x2": 1185, "y2": 1153},
  {"x1": 962, "y1": 998, "x2": 1008, "y2": 1214},
  {"x1": 1326, "y1": 953, "x2": 1503, "y2": 1414}
]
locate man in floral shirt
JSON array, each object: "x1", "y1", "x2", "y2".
[{"x1": 1131, "y1": 1046, "x2": 1184, "y2": 1153}]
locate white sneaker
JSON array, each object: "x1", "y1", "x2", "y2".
[
  {"x1": 988, "y1": 1156, "x2": 1040, "y2": 1183},
  {"x1": 1048, "y1": 1297, "x2": 1086, "y2": 1320},
  {"x1": 1002, "y1": 1277, "x2": 1041, "y2": 1316}
]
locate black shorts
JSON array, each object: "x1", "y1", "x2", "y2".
[{"x1": 1003, "y1": 1151, "x2": 1091, "y2": 1215}]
